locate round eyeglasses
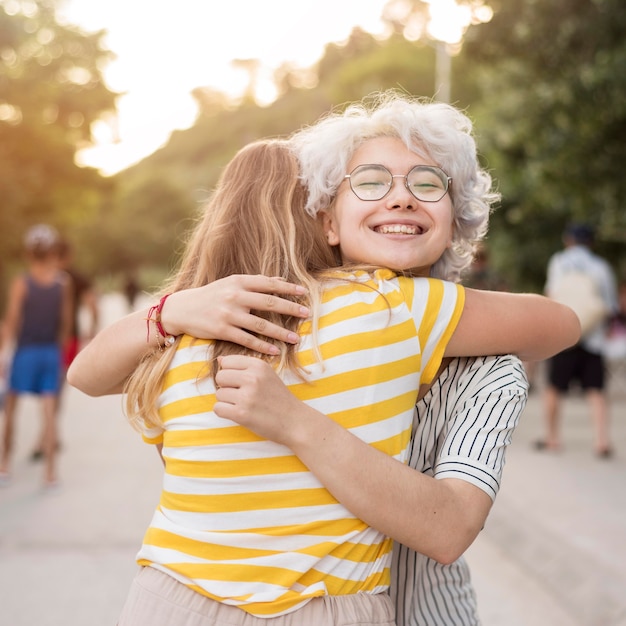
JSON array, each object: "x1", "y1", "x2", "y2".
[{"x1": 344, "y1": 164, "x2": 452, "y2": 203}]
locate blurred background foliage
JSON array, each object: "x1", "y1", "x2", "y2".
[{"x1": 1, "y1": 0, "x2": 625, "y2": 303}]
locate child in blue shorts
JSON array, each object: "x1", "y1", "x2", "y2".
[{"x1": 0, "y1": 225, "x2": 72, "y2": 488}]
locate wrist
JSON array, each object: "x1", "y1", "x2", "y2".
[
  {"x1": 146, "y1": 294, "x2": 178, "y2": 350},
  {"x1": 158, "y1": 291, "x2": 183, "y2": 337},
  {"x1": 288, "y1": 405, "x2": 335, "y2": 454}
]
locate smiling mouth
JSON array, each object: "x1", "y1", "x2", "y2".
[{"x1": 374, "y1": 224, "x2": 424, "y2": 235}]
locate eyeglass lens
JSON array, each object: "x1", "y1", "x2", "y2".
[{"x1": 348, "y1": 164, "x2": 449, "y2": 202}]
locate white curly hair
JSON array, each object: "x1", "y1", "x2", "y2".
[{"x1": 290, "y1": 91, "x2": 499, "y2": 282}]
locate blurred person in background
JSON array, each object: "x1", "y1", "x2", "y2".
[
  {"x1": 123, "y1": 271, "x2": 141, "y2": 312},
  {"x1": 463, "y1": 243, "x2": 508, "y2": 292},
  {"x1": 537, "y1": 223, "x2": 619, "y2": 458},
  {"x1": 57, "y1": 237, "x2": 99, "y2": 367},
  {"x1": 30, "y1": 237, "x2": 99, "y2": 462},
  {"x1": 0, "y1": 224, "x2": 72, "y2": 488}
]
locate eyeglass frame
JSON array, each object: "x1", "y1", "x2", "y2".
[{"x1": 343, "y1": 164, "x2": 452, "y2": 203}]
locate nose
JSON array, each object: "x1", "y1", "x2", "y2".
[{"x1": 385, "y1": 175, "x2": 416, "y2": 210}]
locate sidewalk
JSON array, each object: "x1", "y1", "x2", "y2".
[
  {"x1": 1, "y1": 294, "x2": 625, "y2": 625},
  {"x1": 0, "y1": 390, "x2": 162, "y2": 626},
  {"x1": 466, "y1": 374, "x2": 626, "y2": 626},
  {"x1": 0, "y1": 293, "x2": 161, "y2": 626}
]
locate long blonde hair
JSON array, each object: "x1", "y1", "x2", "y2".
[{"x1": 125, "y1": 139, "x2": 337, "y2": 428}]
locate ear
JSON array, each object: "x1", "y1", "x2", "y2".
[{"x1": 320, "y1": 210, "x2": 340, "y2": 246}]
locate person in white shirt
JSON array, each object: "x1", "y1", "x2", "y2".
[{"x1": 539, "y1": 223, "x2": 619, "y2": 457}]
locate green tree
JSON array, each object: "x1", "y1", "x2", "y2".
[
  {"x1": 318, "y1": 31, "x2": 437, "y2": 104},
  {"x1": 0, "y1": 0, "x2": 117, "y2": 277},
  {"x1": 107, "y1": 25, "x2": 471, "y2": 282},
  {"x1": 42, "y1": 0, "x2": 625, "y2": 296},
  {"x1": 463, "y1": 0, "x2": 626, "y2": 288}
]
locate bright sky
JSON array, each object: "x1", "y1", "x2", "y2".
[{"x1": 58, "y1": 0, "x2": 393, "y2": 175}]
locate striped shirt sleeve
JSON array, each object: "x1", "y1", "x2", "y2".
[
  {"x1": 427, "y1": 355, "x2": 528, "y2": 500},
  {"x1": 391, "y1": 354, "x2": 529, "y2": 626},
  {"x1": 402, "y1": 277, "x2": 465, "y2": 383}
]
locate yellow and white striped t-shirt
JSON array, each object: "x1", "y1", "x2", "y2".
[{"x1": 138, "y1": 270, "x2": 464, "y2": 617}]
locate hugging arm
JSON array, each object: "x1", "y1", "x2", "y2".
[
  {"x1": 212, "y1": 286, "x2": 567, "y2": 563},
  {"x1": 444, "y1": 288, "x2": 581, "y2": 362},
  {"x1": 214, "y1": 354, "x2": 499, "y2": 564},
  {"x1": 67, "y1": 278, "x2": 543, "y2": 563},
  {"x1": 66, "y1": 275, "x2": 308, "y2": 396}
]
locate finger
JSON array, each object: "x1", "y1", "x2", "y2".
[
  {"x1": 240, "y1": 314, "x2": 301, "y2": 344},
  {"x1": 215, "y1": 367, "x2": 260, "y2": 396},
  {"x1": 216, "y1": 325, "x2": 283, "y2": 354},
  {"x1": 215, "y1": 368, "x2": 241, "y2": 391},
  {"x1": 217, "y1": 286, "x2": 308, "y2": 319},
  {"x1": 229, "y1": 330, "x2": 283, "y2": 355},
  {"x1": 221, "y1": 306, "x2": 303, "y2": 344},
  {"x1": 244, "y1": 293, "x2": 309, "y2": 318},
  {"x1": 213, "y1": 400, "x2": 239, "y2": 422},
  {"x1": 214, "y1": 385, "x2": 239, "y2": 403},
  {"x1": 241, "y1": 274, "x2": 307, "y2": 297},
  {"x1": 217, "y1": 354, "x2": 256, "y2": 371}
]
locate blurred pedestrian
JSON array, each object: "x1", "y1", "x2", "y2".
[
  {"x1": 123, "y1": 272, "x2": 141, "y2": 311},
  {"x1": 0, "y1": 225, "x2": 72, "y2": 487},
  {"x1": 463, "y1": 244, "x2": 508, "y2": 291},
  {"x1": 0, "y1": 319, "x2": 6, "y2": 413},
  {"x1": 58, "y1": 238, "x2": 99, "y2": 367},
  {"x1": 537, "y1": 223, "x2": 619, "y2": 457},
  {"x1": 29, "y1": 237, "x2": 99, "y2": 462}
]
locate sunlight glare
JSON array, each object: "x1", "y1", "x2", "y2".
[
  {"x1": 425, "y1": 0, "x2": 472, "y2": 44},
  {"x1": 55, "y1": 0, "x2": 387, "y2": 174}
]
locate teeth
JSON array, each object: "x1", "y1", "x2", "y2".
[{"x1": 376, "y1": 224, "x2": 420, "y2": 235}]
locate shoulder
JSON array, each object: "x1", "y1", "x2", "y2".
[
  {"x1": 13, "y1": 272, "x2": 28, "y2": 286},
  {"x1": 398, "y1": 275, "x2": 463, "y2": 307},
  {"x1": 3, "y1": 275, "x2": 28, "y2": 315},
  {"x1": 10, "y1": 273, "x2": 28, "y2": 294}
]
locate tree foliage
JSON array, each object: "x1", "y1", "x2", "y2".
[
  {"x1": 463, "y1": 0, "x2": 626, "y2": 287},
  {"x1": 2, "y1": 0, "x2": 624, "y2": 296},
  {"x1": 0, "y1": 0, "x2": 117, "y2": 283},
  {"x1": 111, "y1": 28, "x2": 447, "y2": 284}
]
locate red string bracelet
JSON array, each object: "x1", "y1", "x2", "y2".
[{"x1": 146, "y1": 294, "x2": 176, "y2": 349}]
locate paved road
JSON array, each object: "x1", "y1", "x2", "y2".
[
  {"x1": 1, "y1": 293, "x2": 625, "y2": 625},
  {"x1": 466, "y1": 378, "x2": 626, "y2": 626}
]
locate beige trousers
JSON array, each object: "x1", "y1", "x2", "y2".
[{"x1": 118, "y1": 566, "x2": 395, "y2": 626}]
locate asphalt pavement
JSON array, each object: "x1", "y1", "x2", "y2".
[{"x1": 1, "y1": 293, "x2": 625, "y2": 626}]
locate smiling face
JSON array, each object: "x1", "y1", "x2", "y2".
[{"x1": 321, "y1": 136, "x2": 454, "y2": 275}]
